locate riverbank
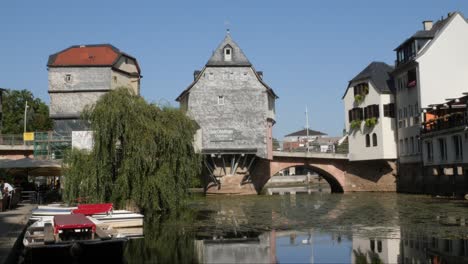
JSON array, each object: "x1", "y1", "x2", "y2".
[{"x1": 0, "y1": 204, "x2": 35, "y2": 264}]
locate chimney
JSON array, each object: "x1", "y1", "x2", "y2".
[
  {"x1": 193, "y1": 70, "x2": 201, "y2": 80},
  {"x1": 423, "y1": 20, "x2": 433, "y2": 31}
]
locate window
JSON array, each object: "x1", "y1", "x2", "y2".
[
  {"x1": 384, "y1": 103, "x2": 395, "y2": 118},
  {"x1": 366, "y1": 134, "x2": 370, "y2": 147},
  {"x1": 438, "y1": 138, "x2": 447, "y2": 161},
  {"x1": 224, "y1": 45, "x2": 232, "y2": 61},
  {"x1": 113, "y1": 76, "x2": 117, "y2": 83},
  {"x1": 407, "y1": 69, "x2": 417, "y2": 88},
  {"x1": 348, "y1": 108, "x2": 363, "y2": 122},
  {"x1": 208, "y1": 72, "x2": 214, "y2": 80},
  {"x1": 370, "y1": 240, "x2": 375, "y2": 252},
  {"x1": 217, "y1": 95, "x2": 224, "y2": 105},
  {"x1": 410, "y1": 137, "x2": 414, "y2": 153},
  {"x1": 398, "y1": 109, "x2": 402, "y2": 119},
  {"x1": 364, "y1": 105, "x2": 380, "y2": 119},
  {"x1": 453, "y1": 135, "x2": 463, "y2": 160},
  {"x1": 65, "y1": 74, "x2": 72, "y2": 82},
  {"x1": 377, "y1": 240, "x2": 382, "y2": 253},
  {"x1": 353, "y1": 83, "x2": 369, "y2": 96},
  {"x1": 372, "y1": 133, "x2": 377, "y2": 147},
  {"x1": 404, "y1": 107, "x2": 407, "y2": 118},
  {"x1": 426, "y1": 141, "x2": 433, "y2": 161},
  {"x1": 405, "y1": 138, "x2": 408, "y2": 154}
]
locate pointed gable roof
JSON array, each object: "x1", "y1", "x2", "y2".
[
  {"x1": 176, "y1": 34, "x2": 278, "y2": 101},
  {"x1": 206, "y1": 34, "x2": 252, "y2": 67}
]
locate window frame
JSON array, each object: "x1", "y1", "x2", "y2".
[
  {"x1": 217, "y1": 95, "x2": 225, "y2": 105},
  {"x1": 372, "y1": 133, "x2": 377, "y2": 147}
]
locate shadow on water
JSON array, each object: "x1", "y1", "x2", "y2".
[{"x1": 123, "y1": 193, "x2": 468, "y2": 263}]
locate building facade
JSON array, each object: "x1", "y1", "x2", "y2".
[
  {"x1": 176, "y1": 33, "x2": 278, "y2": 194},
  {"x1": 343, "y1": 62, "x2": 397, "y2": 161},
  {"x1": 282, "y1": 128, "x2": 327, "y2": 151},
  {"x1": 47, "y1": 44, "x2": 141, "y2": 133},
  {"x1": 421, "y1": 94, "x2": 468, "y2": 196},
  {"x1": 392, "y1": 12, "x2": 468, "y2": 193}
]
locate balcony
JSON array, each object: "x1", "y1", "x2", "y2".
[{"x1": 422, "y1": 112, "x2": 467, "y2": 134}]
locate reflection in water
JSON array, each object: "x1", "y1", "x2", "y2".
[{"x1": 124, "y1": 194, "x2": 468, "y2": 263}]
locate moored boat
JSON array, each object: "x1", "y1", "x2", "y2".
[{"x1": 23, "y1": 214, "x2": 128, "y2": 263}]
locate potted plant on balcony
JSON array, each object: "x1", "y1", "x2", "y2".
[
  {"x1": 365, "y1": 117, "x2": 377, "y2": 128},
  {"x1": 350, "y1": 120, "x2": 362, "y2": 130},
  {"x1": 354, "y1": 94, "x2": 364, "y2": 104}
]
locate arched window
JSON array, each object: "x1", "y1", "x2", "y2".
[
  {"x1": 365, "y1": 134, "x2": 370, "y2": 147},
  {"x1": 372, "y1": 133, "x2": 378, "y2": 146}
]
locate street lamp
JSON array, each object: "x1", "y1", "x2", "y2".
[{"x1": 24, "y1": 101, "x2": 29, "y2": 133}]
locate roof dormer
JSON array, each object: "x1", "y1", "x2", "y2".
[{"x1": 223, "y1": 45, "x2": 232, "y2": 61}]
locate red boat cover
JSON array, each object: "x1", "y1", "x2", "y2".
[
  {"x1": 72, "y1": 203, "x2": 113, "y2": 216},
  {"x1": 54, "y1": 214, "x2": 96, "y2": 234}
]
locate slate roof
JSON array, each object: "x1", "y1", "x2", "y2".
[
  {"x1": 343, "y1": 62, "x2": 394, "y2": 99},
  {"x1": 284, "y1": 128, "x2": 327, "y2": 137},
  {"x1": 352, "y1": 62, "x2": 394, "y2": 91},
  {"x1": 394, "y1": 13, "x2": 454, "y2": 50},
  {"x1": 47, "y1": 44, "x2": 141, "y2": 75},
  {"x1": 206, "y1": 34, "x2": 252, "y2": 67},
  {"x1": 176, "y1": 34, "x2": 278, "y2": 101}
]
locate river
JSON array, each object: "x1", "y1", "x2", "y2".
[{"x1": 124, "y1": 193, "x2": 468, "y2": 263}]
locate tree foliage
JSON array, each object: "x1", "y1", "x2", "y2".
[
  {"x1": 63, "y1": 88, "x2": 201, "y2": 212},
  {"x1": 1, "y1": 89, "x2": 53, "y2": 134}
]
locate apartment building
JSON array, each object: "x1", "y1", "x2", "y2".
[{"x1": 392, "y1": 12, "x2": 468, "y2": 192}]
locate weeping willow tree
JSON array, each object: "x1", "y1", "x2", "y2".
[{"x1": 63, "y1": 88, "x2": 201, "y2": 212}]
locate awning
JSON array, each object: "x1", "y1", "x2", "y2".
[{"x1": 0, "y1": 158, "x2": 62, "y2": 176}]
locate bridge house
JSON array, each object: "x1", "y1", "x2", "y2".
[
  {"x1": 176, "y1": 33, "x2": 278, "y2": 194},
  {"x1": 47, "y1": 44, "x2": 141, "y2": 133}
]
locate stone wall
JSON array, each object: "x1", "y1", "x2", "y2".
[
  {"x1": 48, "y1": 67, "x2": 112, "y2": 117},
  {"x1": 397, "y1": 162, "x2": 424, "y2": 193},
  {"x1": 186, "y1": 67, "x2": 271, "y2": 159}
]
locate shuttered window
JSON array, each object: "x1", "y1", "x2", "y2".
[
  {"x1": 364, "y1": 105, "x2": 380, "y2": 119},
  {"x1": 348, "y1": 108, "x2": 364, "y2": 122},
  {"x1": 384, "y1": 103, "x2": 395, "y2": 118}
]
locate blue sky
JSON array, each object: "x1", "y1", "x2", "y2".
[{"x1": 1, "y1": 0, "x2": 467, "y2": 138}]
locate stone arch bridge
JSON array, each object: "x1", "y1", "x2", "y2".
[{"x1": 205, "y1": 151, "x2": 396, "y2": 195}]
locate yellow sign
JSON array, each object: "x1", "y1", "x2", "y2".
[{"x1": 23, "y1": 132, "x2": 34, "y2": 141}]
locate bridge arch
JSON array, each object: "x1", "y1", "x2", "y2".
[{"x1": 269, "y1": 162, "x2": 345, "y2": 193}]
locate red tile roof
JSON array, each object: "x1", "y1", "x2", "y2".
[{"x1": 48, "y1": 44, "x2": 140, "y2": 74}]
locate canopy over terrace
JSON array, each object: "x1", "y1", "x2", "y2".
[{"x1": 0, "y1": 158, "x2": 62, "y2": 177}]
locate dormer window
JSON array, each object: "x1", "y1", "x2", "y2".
[
  {"x1": 224, "y1": 45, "x2": 232, "y2": 61},
  {"x1": 218, "y1": 95, "x2": 225, "y2": 105}
]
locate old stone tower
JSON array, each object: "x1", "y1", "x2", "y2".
[
  {"x1": 47, "y1": 44, "x2": 141, "y2": 133},
  {"x1": 176, "y1": 33, "x2": 278, "y2": 194}
]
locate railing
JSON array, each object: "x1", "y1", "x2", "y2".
[
  {"x1": 422, "y1": 113, "x2": 468, "y2": 134},
  {"x1": 0, "y1": 134, "x2": 33, "y2": 146},
  {"x1": 276, "y1": 140, "x2": 348, "y2": 154}
]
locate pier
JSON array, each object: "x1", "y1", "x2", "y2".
[{"x1": 0, "y1": 204, "x2": 35, "y2": 263}]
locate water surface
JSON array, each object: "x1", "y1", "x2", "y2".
[{"x1": 125, "y1": 193, "x2": 468, "y2": 263}]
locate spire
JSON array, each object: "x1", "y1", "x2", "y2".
[{"x1": 206, "y1": 34, "x2": 252, "y2": 67}]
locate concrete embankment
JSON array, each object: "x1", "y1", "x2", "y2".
[{"x1": 0, "y1": 204, "x2": 35, "y2": 264}]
